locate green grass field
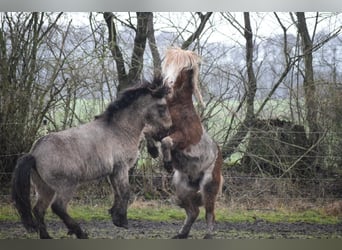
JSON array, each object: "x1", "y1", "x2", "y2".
[{"x1": 1, "y1": 199, "x2": 339, "y2": 225}]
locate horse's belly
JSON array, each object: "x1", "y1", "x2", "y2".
[{"x1": 172, "y1": 134, "x2": 217, "y2": 174}]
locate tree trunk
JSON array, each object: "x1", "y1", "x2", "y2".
[
  {"x1": 222, "y1": 12, "x2": 257, "y2": 159},
  {"x1": 104, "y1": 12, "x2": 150, "y2": 92},
  {"x1": 127, "y1": 12, "x2": 150, "y2": 86},
  {"x1": 103, "y1": 12, "x2": 127, "y2": 91},
  {"x1": 181, "y1": 12, "x2": 213, "y2": 50},
  {"x1": 243, "y1": 12, "x2": 257, "y2": 123},
  {"x1": 295, "y1": 12, "x2": 320, "y2": 168},
  {"x1": 147, "y1": 13, "x2": 162, "y2": 79}
]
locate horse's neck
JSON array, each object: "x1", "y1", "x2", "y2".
[
  {"x1": 111, "y1": 109, "x2": 145, "y2": 143},
  {"x1": 169, "y1": 88, "x2": 199, "y2": 118},
  {"x1": 168, "y1": 90, "x2": 203, "y2": 149}
]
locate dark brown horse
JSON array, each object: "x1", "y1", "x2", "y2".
[
  {"x1": 148, "y1": 48, "x2": 223, "y2": 239},
  {"x1": 12, "y1": 80, "x2": 171, "y2": 239}
]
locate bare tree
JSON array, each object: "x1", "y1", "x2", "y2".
[
  {"x1": 295, "y1": 12, "x2": 319, "y2": 146},
  {"x1": 0, "y1": 12, "x2": 68, "y2": 180},
  {"x1": 181, "y1": 12, "x2": 213, "y2": 50},
  {"x1": 103, "y1": 12, "x2": 151, "y2": 91},
  {"x1": 146, "y1": 12, "x2": 162, "y2": 79},
  {"x1": 221, "y1": 12, "x2": 257, "y2": 159}
]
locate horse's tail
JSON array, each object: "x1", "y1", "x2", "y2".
[
  {"x1": 215, "y1": 145, "x2": 224, "y2": 198},
  {"x1": 218, "y1": 174, "x2": 224, "y2": 197},
  {"x1": 11, "y1": 154, "x2": 37, "y2": 232}
]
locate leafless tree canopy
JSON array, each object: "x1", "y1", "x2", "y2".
[{"x1": 1, "y1": 12, "x2": 342, "y2": 185}]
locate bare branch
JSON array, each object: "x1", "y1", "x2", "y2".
[{"x1": 181, "y1": 12, "x2": 213, "y2": 50}]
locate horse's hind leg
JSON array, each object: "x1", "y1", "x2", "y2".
[
  {"x1": 175, "y1": 201, "x2": 200, "y2": 239},
  {"x1": 32, "y1": 190, "x2": 55, "y2": 239},
  {"x1": 202, "y1": 169, "x2": 222, "y2": 238},
  {"x1": 51, "y1": 191, "x2": 88, "y2": 239},
  {"x1": 202, "y1": 187, "x2": 217, "y2": 239},
  {"x1": 31, "y1": 171, "x2": 55, "y2": 239},
  {"x1": 172, "y1": 173, "x2": 202, "y2": 239},
  {"x1": 172, "y1": 192, "x2": 201, "y2": 239}
]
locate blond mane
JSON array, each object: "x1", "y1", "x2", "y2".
[{"x1": 162, "y1": 47, "x2": 204, "y2": 107}]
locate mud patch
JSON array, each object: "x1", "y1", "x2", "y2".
[{"x1": 1, "y1": 219, "x2": 341, "y2": 239}]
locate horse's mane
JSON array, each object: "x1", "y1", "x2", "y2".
[
  {"x1": 96, "y1": 77, "x2": 168, "y2": 122},
  {"x1": 162, "y1": 47, "x2": 204, "y2": 107}
]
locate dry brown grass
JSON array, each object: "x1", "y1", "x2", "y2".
[{"x1": 323, "y1": 200, "x2": 342, "y2": 217}]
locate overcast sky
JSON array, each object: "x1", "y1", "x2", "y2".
[{"x1": 65, "y1": 12, "x2": 341, "y2": 46}]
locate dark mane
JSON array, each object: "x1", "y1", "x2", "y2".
[{"x1": 96, "y1": 77, "x2": 168, "y2": 122}]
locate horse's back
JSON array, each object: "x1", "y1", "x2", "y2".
[{"x1": 30, "y1": 122, "x2": 117, "y2": 186}]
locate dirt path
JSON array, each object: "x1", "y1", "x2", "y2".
[{"x1": 1, "y1": 219, "x2": 341, "y2": 239}]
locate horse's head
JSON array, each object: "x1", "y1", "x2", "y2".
[
  {"x1": 96, "y1": 79, "x2": 171, "y2": 134},
  {"x1": 162, "y1": 47, "x2": 204, "y2": 107},
  {"x1": 143, "y1": 83, "x2": 172, "y2": 140}
]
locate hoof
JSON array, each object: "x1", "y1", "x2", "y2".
[
  {"x1": 172, "y1": 233, "x2": 188, "y2": 239},
  {"x1": 203, "y1": 233, "x2": 213, "y2": 239},
  {"x1": 40, "y1": 234, "x2": 53, "y2": 239},
  {"x1": 68, "y1": 229, "x2": 89, "y2": 239},
  {"x1": 77, "y1": 232, "x2": 89, "y2": 239},
  {"x1": 109, "y1": 208, "x2": 129, "y2": 229},
  {"x1": 164, "y1": 161, "x2": 173, "y2": 173},
  {"x1": 113, "y1": 220, "x2": 129, "y2": 229},
  {"x1": 112, "y1": 214, "x2": 128, "y2": 229}
]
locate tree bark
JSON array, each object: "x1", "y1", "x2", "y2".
[
  {"x1": 295, "y1": 12, "x2": 321, "y2": 170},
  {"x1": 296, "y1": 12, "x2": 319, "y2": 146},
  {"x1": 103, "y1": 12, "x2": 127, "y2": 91},
  {"x1": 243, "y1": 12, "x2": 257, "y2": 123},
  {"x1": 127, "y1": 12, "x2": 150, "y2": 86},
  {"x1": 181, "y1": 12, "x2": 213, "y2": 50},
  {"x1": 222, "y1": 12, "x2": 257, "y2": 159},
  {"x1": 147, "y1": 13, "x2": 162, "y2": 79},
  {"x1": 104, "y1": 12, "x2": 150, "y2": 92}
]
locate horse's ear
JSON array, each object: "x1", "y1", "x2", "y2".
[
  {"x1": 150, "y1": 84, "x2": 170, "y2": 98},
  {"x1": 151, "y1": 75, "x2": 164, "y2": 88}
]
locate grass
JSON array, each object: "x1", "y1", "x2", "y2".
[{"x1": 1, "y1": 199, "x2": 340, "y2": 225}]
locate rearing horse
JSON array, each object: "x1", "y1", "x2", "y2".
[{"x1": 149, "y1": 48, "x2": 223, "y2": 239}]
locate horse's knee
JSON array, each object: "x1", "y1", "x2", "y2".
[
  {"x1": 161, "y1": 136, "x2": 173, "y2": 147},
  {"x1": 161, "y1": 137, "x2": 173, "y2": 158},
  {"x1": 173, "y1": 191, "x2": 202, "y2": 209}
]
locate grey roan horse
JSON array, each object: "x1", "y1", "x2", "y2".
[{"x1": 11, "y1": 80, "x2": 172, "y2": 239}]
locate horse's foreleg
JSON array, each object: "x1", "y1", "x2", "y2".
[
  {"x1": 51, "y1": 193, "x2": 88, "y2": 239},
  {"x1": 146, "y1": 136, "x2": 160, "y2": 158},
  {"x1": 161, "y1": 131, "x2": 183, "y2": 172},
  {"x1": 161, "y1": 136, "x2": 173, "y2": 162},
  {"x1": 109, "y1": 167, "x2": 130, "y2": 229}
]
